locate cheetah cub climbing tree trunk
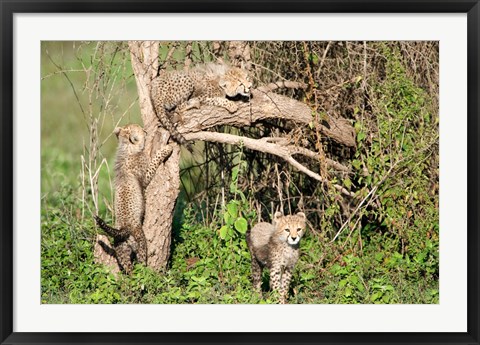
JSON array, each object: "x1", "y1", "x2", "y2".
[
  {"x1": 95, "y1": 124, "x2": 172, "y2": 274},
  {"x1": 246, "y1": 211, "x2": 306, "y2": 304}
]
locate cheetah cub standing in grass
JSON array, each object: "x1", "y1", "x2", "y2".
[
  {"x1": 246, "y1": 211, "x2": 306, "y2": 304},
  {"x1": 95, "y1": 124, "x2": 173, "y2": 274},
  {"x1": 150, "y1": 62, "x2": 252, "y2": 148}
]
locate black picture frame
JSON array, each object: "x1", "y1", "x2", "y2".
[{"x1": 1, "y1": 1, "x2": 478, "y2": 344}]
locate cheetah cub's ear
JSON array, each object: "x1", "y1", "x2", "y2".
[
  {"x1": 273, "y1": 211, "x2": 284, "y2": 224},
  {"x1": 113, "y1": 127, "x2": 122, "y2": 138},
  {"x1": 296, "y1": 212, "x2": 306, "y2": 219}
]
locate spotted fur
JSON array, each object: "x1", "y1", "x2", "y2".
[
  {"x1": 150, "y1": 62, "x2": 252, "y2": 147},
  {"x1": 95, "y1": 124, "x2": 173, "y2": 274},
  {"x1": 246, "y1": 211, "x2": 306, "y2": 304}
]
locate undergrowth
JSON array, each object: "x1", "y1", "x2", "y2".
[{"x1": 41, "y1": 181, "x2": 438, "y2": 304}]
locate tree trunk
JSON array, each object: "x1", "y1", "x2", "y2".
[
  {"x1": 128, "y1": 41, "x2": 181, "y2": 271},
  {"x1": 94, "y1": 41, "x2": 180, "y2": 272}
]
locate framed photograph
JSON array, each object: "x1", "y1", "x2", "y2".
[{"x1": 1, "y1": 1, "x2": 479, "y2": 344}]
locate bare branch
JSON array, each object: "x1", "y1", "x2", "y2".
[
  {"x1": 288, "y1": 145, "x2": 350, "y2": 172},
  {"x1": 184, "y1": 131, "x2": 354, "y2": 197},
  {"x1": 178, "y1": 89, "x2": 356, "y2": 148}
]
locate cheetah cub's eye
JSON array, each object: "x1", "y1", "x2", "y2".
[
  {"x1": 130, "y1": 135, "x2": 140, "y2": 144},
  {"x1": 297, "y1": 228, "x2": 303, "y2": 232},
  {"x1": 284, "y1": 228, "x2": 290, "y2": 232}
]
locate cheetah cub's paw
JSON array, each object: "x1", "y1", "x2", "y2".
[
  {"x1": 184, "y1": 98, "x2": 201, "y2": 110},
  {"x1": 225, "y1": 102, "x2": 238, "y2": 113}
]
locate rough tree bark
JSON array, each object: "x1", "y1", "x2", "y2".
[
  {"x1": 95, "y1": 41, "x2": 356, "y2": 272},
  {"x1": 95, "y1": 41, "x2": 181, "y2": 271},
  {"x1": 127, "y1": 41, "x2": 181, "y2": 271},
  {"x1": 177, "y1": 89, "x2": 356, "y2": 148}
]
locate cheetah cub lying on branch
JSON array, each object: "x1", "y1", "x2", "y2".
[
  {"x1": 150, "y1": 62, "x2": 252, "y2": 148},
  {"x1": 95, "y1": 124, "x2": 172, "y2": 274},
  {"x1": 246, "y1": 211, "x2": 306, "y2": 304}
]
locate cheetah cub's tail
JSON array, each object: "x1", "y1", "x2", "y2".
[
  {"x1": 159, "y1": 122, "x2": 193, "y2": 152},
  {"x1": 94, "y1": 215, "x2": 130, "y2": 241},
  {"x1": 170, "y1": 130, "x2": 193, "y2": 152}
]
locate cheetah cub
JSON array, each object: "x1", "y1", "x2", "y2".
[
  {"x1": 95, "y1": 124, "x2": 173, "y2": 274},
  {"x1": 246, "y1": 211, "x2": 306, "y2": 304},
  {"x1": 150, "y1": 62, "x2": 252, "y2": 148}
]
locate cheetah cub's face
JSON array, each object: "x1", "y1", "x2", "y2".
[
  {"x1": 219, "y1": 67, "x2": 252, "y2": 98},
  {"x1": 274, "y1": 211, "x2": 306, "y2": 246},
  {"x1": 114, "y1": 124, "x2": 147, "y2": 154}
]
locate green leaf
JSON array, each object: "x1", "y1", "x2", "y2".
[
  {"x1": 371, "y1": 292, "x2": 381, "y2": 302},
  {"x1": 352, "y1": 159, "x2": 362, "y2": 170},
  {"x1": 229, "y1": 182, "x2": 239, "y2": 194},
  {"x1": 344, "y1": 178, "x2": 352, "y2": 189},
  {"x1": 355, "y1": 282, "x2": 365, "y2": 292},
  {"x1": 219, "y1": 225, "x2": 229, "y2": 240},
  {"x1": 227, "y1": 202, "x2": 238, "y2": 218},
  {"x1": 234, "y1": 217, "x2": 248, "y2": 234},
  {"x1": 232, "y1": 167, "x2": 239, "y2": 181},
  {"x1": 223, "y1": 212, "x2": 232, "y2": 225},
  {"x1": 300, "y1": 272, "x2": 316, "y2": 281}
]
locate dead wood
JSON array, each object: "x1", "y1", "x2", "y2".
[{"x1": 177, "y1": 89, "x2": 356, "y2": 148}]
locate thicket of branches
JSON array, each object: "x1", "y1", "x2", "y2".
[{"x1": 171, "y1": 41, "x2": 438, "y2": 255}]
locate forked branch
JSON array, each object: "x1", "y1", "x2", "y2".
[{"x1": 184, "y1": 131, "x2": 354, "y2": 197}]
